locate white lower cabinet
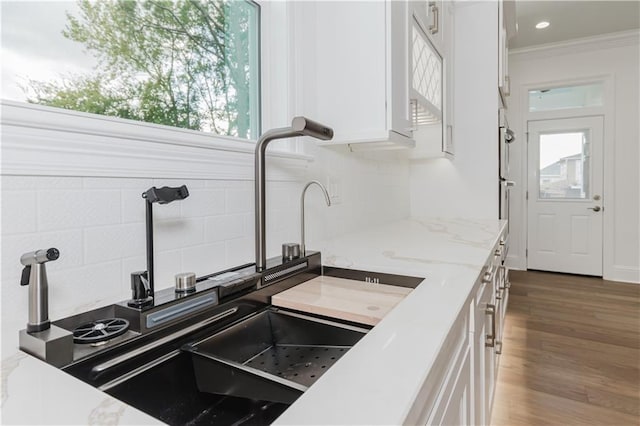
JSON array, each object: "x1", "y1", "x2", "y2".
[
  {"x1": 407, "y1": 303, "x2": 471, "y2": 425},
  {"x1": 408, "y1": 232, "x2": 508, "y2": 425},
  {"x1": 430, "y1": 348, "x2": 472, "y2": 425},
  {"x1": 472, "y1": 277, "x2": 496, "y2": 426}
]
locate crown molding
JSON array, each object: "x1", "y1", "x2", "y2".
[{"x1": 510, "y1": 29, "x2": 640, "y2": 60}]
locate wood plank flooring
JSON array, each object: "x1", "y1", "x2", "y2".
[{"x1": 491, "y1": 270, "x2": 640, "y2": 426}]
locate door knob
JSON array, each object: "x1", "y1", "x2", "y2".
[{"x1": 588, "y1": 206, "x2": 602, "y2": 212}]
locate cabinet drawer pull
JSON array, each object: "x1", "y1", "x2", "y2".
[
  {"x1": 496, "y1": 340, "x2": 503, "y2": 355},
  {"x1": 485, "y1": 304, "x2": 496, "y2": 347},
  {"x1": 482, "y1": 266, "x2": 496, "y2": 284}
]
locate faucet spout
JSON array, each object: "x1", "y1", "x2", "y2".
[
  {"x1": 300, "y1": 181, "x2": 331, "y2": 256},
  {"x1": 255, "y1": 117, "x2": 333, "y2": 271}
]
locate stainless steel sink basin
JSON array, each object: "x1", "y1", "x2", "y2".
[{"x1": 184, "y1": 308, "x2": 368, "y2": 404}]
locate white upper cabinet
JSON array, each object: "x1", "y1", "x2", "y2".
[
  {"x1": 410, "y1": 1, "x2": 455, "y2": 158},
  {"x1": 293, "y1": 1, "x2": 455, "y2": 154},
  {"x1": 499, "y1": 0, "x2": 517, "y2": 104},
  {"x1": 293, "y1": 1, "x2": 411, "y2": 149}
]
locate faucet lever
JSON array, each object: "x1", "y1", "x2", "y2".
[
  {"x1": 20, "y1": 265, "x2": 32, "y2": 286},
  {"x1": 142, "y1": 185, "x2": 189, "y2": 204}
]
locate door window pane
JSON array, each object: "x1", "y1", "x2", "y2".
[
  {"x1": 1, "y1": 0, "x2": 261, "y2": 139},
  {"x1": 539, "y1": 132, "x2": 590, "y2": 199},
  {"x1": 529, "y1": 82, "x2": 604, "y2": 112}
]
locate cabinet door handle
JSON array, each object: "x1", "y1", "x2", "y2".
[
  {"x1": 485, "y1": 304, "x2": 496, "y2": 347},
  {"x1": 498, "y1": 266, "x2": 507, "y2": 291},
  {"x1": 496, "y1": 340, "x2": 503, "y2": 355},
  {"x1": 429, "y1": 3, "x2": 439, "y2": 35}
]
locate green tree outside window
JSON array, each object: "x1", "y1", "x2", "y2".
[{"x1": 25, "y1": 0, "x2": 260, "y2": 139}]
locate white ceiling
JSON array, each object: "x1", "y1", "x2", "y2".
[{"x1": 509, "y1": 1, "x2": 640, "y2": 50}]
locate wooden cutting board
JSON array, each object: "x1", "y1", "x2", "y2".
[{"x1": 272, "y1": 276, "x2": 413, "y2": 326}]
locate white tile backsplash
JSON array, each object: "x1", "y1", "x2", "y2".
[
  {"x1": 180, "y1": 189, "x2": 226, "y2": 218},
  {"x1": 154, "y1": 218, "x2": 205, "y2": 251},
  {"x1": 225, "y1": 237, "x2": 254, "y2": 266},
  {"x1": 181, "y1": 243, "x2": 226, "y2": 277},
  {"x1": 38, "y1": 190, "x2": 121, "y2": 231},
  {"x1": 225, "y1": 188, "x2": 253, "y2": 213},
  {"x1": 205, "y1": 215, "x2": 244, "y2": 242},
  {"x1": 2, "y1": 149, "x2": 410, "y2": 333},
  {"x1": 49, "y1": 260, "x2": 123, "y2": 314},
  {"x1": 121, "y1": 189, "x2": 147, "y2": 223},
  {"x1": 2, "y1": 191, "x2": 37, "y2": 235},
  {"x1": 2, "y1": 176, "x2": 83, "y2": 190},
  {"x1": 83, "y1": 223, "x2": 146, "y2": 264}
]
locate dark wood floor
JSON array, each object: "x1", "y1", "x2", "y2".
[{"x1": 491, "y1": 270, "x2": 640, "y2": 426}]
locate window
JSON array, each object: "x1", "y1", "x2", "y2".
[
  {"x1": 538, "y1": 131, "x2": 591, "y2": 199},
  {"x1": 528, "y1": 82, "x2": 603, "y2": 113},
  {"x1": 1, "y1": 0, "x2": 260, "y2": 139}
]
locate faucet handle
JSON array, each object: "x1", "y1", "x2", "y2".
[
  {"x1": 142, "y1": 185, "x2": 189, "y2": 204},
  {"x1": 20, "y1": 266, "x2": 31, "y2": 286}
]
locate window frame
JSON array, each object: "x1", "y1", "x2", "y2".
[{"x1": 0, "y1": 1, "x2": 311, "y2": 180}]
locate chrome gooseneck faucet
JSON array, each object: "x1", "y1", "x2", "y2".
[
  {"x1": 300, "y1": 181, "x2": 331, "y2": 256},
  {"x1": 255, "y1": 117, "x2": 334, "y2": 271}
]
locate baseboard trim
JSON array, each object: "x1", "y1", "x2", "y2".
[
  {"x1": 505, "y1": 254, "x2": 526, "y2": 271},
  {"x1": 607, "y1": 266, "x2": 640, "y2": 284}
]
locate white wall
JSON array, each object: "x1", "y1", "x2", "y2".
[
  {"x1": 410, "y1": 2, "x2": 499, "y2": 219},
  {"x1": 506, "y1": 32, "x2": 640, "y2": 283}
]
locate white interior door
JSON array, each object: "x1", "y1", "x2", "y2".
[{"x1": 527, "y1": 116, "x2": 604, "y2": 276}]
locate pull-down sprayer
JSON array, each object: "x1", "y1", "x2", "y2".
[{"x1": 254, "y1": 117, "x2": 334, "y2": 271}]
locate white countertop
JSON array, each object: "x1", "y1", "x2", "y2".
[
  {"x1": 1, "y1": 217, "x2": 505, "y2": 425},
  {"x1": 275, "y1": 217, "x2": 506, "y2": 425}
]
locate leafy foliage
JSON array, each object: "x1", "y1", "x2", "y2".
[{"x1": 25, "y1": 0, "x2": 258, "y2": 138}]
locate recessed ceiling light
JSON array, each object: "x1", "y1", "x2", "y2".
[{"x1": 536, "y1": 21, "x2": 550, "y2": 29}]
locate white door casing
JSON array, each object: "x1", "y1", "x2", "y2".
[{"x1": 527, "y1": 116, "x2": 604, "y2": 276}]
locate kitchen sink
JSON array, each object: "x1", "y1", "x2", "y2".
[
  {"x1": 185, "y1": 308, "x2": 367, "y2": 404},
  {"x1": 104, "y1": 308, "x2": 367, "y2": 425}
]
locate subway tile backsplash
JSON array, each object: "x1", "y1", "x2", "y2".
[
  {"x1": 1, "y1": 176, "x2": 302, "y2": 335},
  {"x1": 1, "y1": 150, "x2": 410, "y2": 342}
]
